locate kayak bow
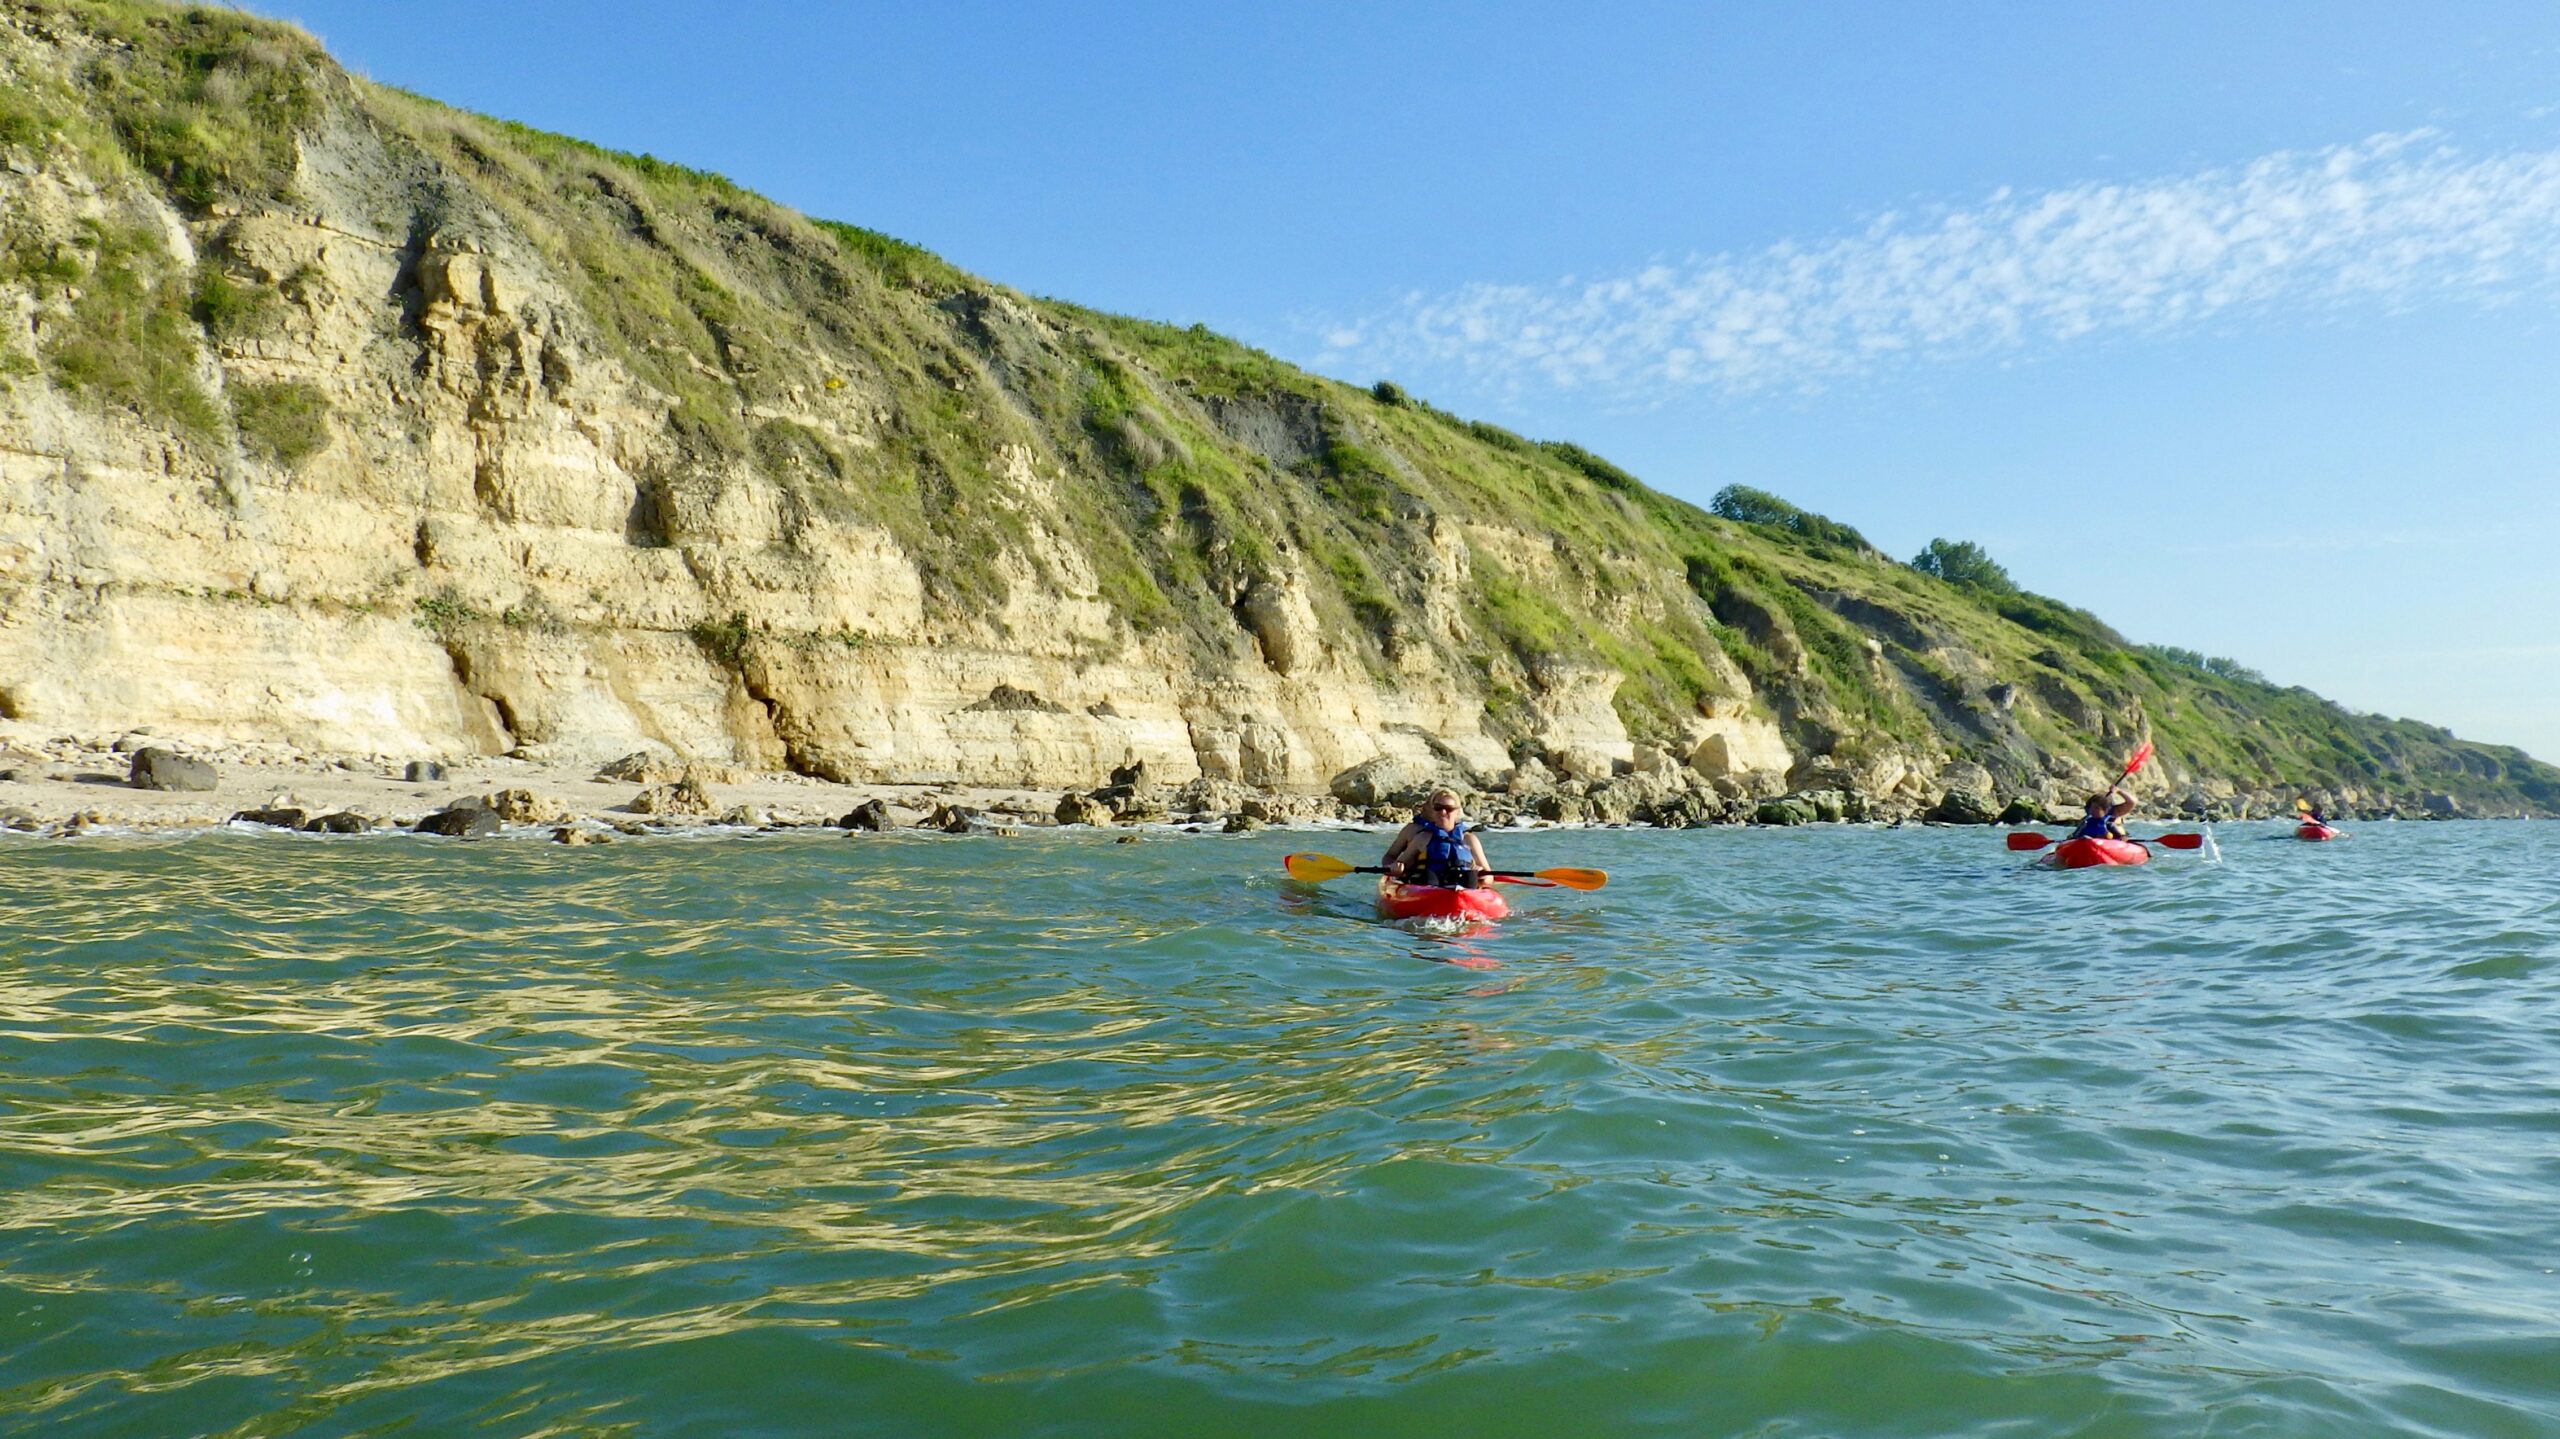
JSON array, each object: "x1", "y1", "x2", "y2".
[
  {"x1": 2038, "y1": 836, "x2": 2151, "y2": 869},
  {"x1": 1376, "y1": 878, "x2": 1511, "y2": 923}
]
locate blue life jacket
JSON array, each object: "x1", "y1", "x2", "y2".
[
  {"x1": 2071, "y1": 813, "x2": 2114, "y2": 840},
  {"x1": 1416, "y1": 818, "x2": 1473, "y2": 885}
]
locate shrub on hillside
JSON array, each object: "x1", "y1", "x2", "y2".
[
  {"x1": 1710, "y1": 484, "x2": 1873, "y2": 554},
  {"x1": 1910, "y1": 538, "x2": 2015, "y2": 592}
]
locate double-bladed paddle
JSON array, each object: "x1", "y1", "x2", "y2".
[
  {"x1": 1282, "y1": 852, "x2": 1609, "y2": 891},
  {"x1": 2006, "y1": 831, "x2": 2206, "y2": 852}
]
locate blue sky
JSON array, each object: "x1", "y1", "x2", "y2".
[{"x1": 251, "y1": 1, "x2": 2560, "y2": 762}]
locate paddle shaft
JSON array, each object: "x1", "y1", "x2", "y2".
[{"x1": 1338, "y1": 864, "x2": 1549, "y2": 882}]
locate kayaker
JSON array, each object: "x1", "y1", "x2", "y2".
[
  {"x1": 2072, "y1": 789, "x2": 2133, "y2": 841},
  {"x1": 2301, "y1": 800, "x2": 2329, "y2": 824},
  {"x1": 1383, "y1": 789, "x2": 1492, "y2": 889}
]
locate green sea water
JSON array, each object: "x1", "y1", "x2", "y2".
[{"x1": 2, "y1": 821, "x2": 2555, "y2": 1437}]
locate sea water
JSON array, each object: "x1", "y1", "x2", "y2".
[{"x1": 1, "y1": 821, "x2": 2554, "y2": 1437}]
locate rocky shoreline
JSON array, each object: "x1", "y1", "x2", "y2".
[{"x1": 0, "y1": 728, "x2": 2497, "y2": 843}]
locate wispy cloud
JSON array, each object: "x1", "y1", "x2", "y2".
[{"x1": 1317, "y1": 131, "x2": 2560, "y2": 398}]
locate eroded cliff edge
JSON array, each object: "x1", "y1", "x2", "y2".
[{"x1": 2, "y1": 1, "x2": 2553, "y2": 818}]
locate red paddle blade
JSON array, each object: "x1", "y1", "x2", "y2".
[
  {"x1": 2121, "y1": 742, "x2": 2155, "y2": 778},
  {"x1": 2005, "y1": 833, "x2": 2057, "y2": 851},
  {"x1": 2149, "y1": 833, "x2": 2205, "y2": 850}
]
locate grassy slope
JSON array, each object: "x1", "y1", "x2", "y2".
[{"x1": 7, "y1": 0, "x2": 2554, "y2": 813}]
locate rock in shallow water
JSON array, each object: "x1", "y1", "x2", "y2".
[
  {"x1": 415, "y1": 805, "x2": 500, "y2": 838},
  {"x1": 229, "y1": 807, "x2": 307, "y2": 829},
  {"x1": 837, "y1": 799, "x2": 893, "y2": 831}
]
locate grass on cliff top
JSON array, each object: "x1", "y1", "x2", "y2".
[{"x1": 17, "y1": 0, "x2": 327, "y2": 209}]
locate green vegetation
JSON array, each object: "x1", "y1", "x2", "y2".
[
  {"x1": 689, "y1": 610, "x2": 755, "y2": 669},
  {"x1": 414, "y1": 588, "x2": 483, "y2": 639},
  {"x1": 2143, "y1": 644, "x2": 2266, "y2": 686},
  {"x1": 1910, "y1": 538, "x2": 2015, "y2": 592},
  {"x1": 1711, "y1": 484, "x2": 1874, "y2": 555},
  {"x1": 7, "y1": 0, "x2": 2553, "y2": 813},
  {"x1": 43, "y1": 216, "x2": 219, "y2": 439},
  {"x1": 228, "y1": 378, "x2": 328, "y2": 465},
  {"x1": 190, "y1": 268, "x2": 276, "y2": 341},
  {"x1": 33, "y1": 0, "x2": 325, "y2": 210}
]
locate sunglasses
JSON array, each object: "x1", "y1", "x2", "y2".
[{"x1": 1430, "y1": 803, "x2": 1459, "y2": 812}]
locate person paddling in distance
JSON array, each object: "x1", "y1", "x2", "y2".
[
  {"x1": 1383, "y1": 789, "x2": 1493, "y2": 889},
  {"x1": 2072, "y1": 788, "x2": 2134, "y2": 841}
]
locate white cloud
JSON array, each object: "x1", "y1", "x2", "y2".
[{"x1": 1318, "y1": 131, "x2": 2560, "y2": 398}]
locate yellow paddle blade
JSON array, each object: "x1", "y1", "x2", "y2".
[
  {"x1": 1535, "y1": 866, "x2": 1608, "y2": 891},
  {"x1": 1283, "y1": 852, "x2": 1355, "y2": 882},
  {"x1": 2295, "y1": 797, "x2": 2315, "y2": 812}
]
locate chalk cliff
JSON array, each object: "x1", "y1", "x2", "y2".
[{"x1": 1, "y1": 1, "x2": 2551, "y2": 818}]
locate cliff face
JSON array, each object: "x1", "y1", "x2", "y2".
[{"x1": 2, "y1": 1, "x2": 2553, "y2": 817}]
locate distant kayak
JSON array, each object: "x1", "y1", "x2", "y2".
[
  {"x1": 2296, "y1": 822, "x2": 2343, "y2": 841},
  {"x1": 2039, "y1": 836, "x2": 2150, "y2": 869},
  {"x1": 1377, "y1": 878, "x2": 1511, "y2": 923}
]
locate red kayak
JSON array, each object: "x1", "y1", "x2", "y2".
[
  {"x1": 2039, "y1": 837, "x2": 2151, "y2": 869},
  {"x1": 2295, "y1": 822, "x2": 2342, "y2": 841},
  {"x1": 1377, "y1": 878, "x2": 1511, "y2": 923}
]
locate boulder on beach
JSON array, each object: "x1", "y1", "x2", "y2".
[
  {"x1": 403, "y1": 760, "x2": 446, "y2": 783},
  {"x1": 596, "y1": 751, "x2": 686, "y2": 786},
  {"x1": 630, "y1": 776, "x2": 717, "y2": 817},
  {"x1": 1328, "y1": 755, "x2": 1441, "y2": 807},
  {"x1": 926, "y1": 803, "x2": 984, "y2": 834},
  {"x1": 1755, "y1": 797, "x2": 1815, "y2": 826},
  {"x1": 303, "y1": 812, "x2": 372, "y2": 834},
  {"x1": 1055, "y1": 792, "x2": 1111, "y2": 826},
  {"x1": 415, "y1": 804, "x2": 500, "y2": 838},
  {"x1": 838, "y1": 799, "x2": 893, "y2": 831},
  {"x1": 129, "y1": 748, "x2": 217, "y2": 792},
  {"x1": 1996, "y1": 797, "x2": 2051, "y2": 826},
  {"x1": 1929, "y1": 789, "x2": 2001, "y2": 824},
  {"x1": 487, "y1": 788, "x2": 564, "y2": 824},
  {"x1": 229, "y1": 807, "x2": 307, "y2": 829}
]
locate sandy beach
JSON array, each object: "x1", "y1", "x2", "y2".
[{"x1": 0, "y1": 725, "x2": 1149, "y2": 837}]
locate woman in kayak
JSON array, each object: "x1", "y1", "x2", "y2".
[
  {"x1": 2073, "y1": 788, "x2": 2134, "y2": 841},
  {"x1": 1383, "y1": 789, "x2": 1492, "y2": 889}
]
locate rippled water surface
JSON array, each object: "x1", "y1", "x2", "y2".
[{"x1": 3, "y1": 822, "x2": 2557, "y2": 1436}]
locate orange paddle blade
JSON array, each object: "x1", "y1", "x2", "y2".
[
  {"x1": 2006, "y1": 833, "x2": 2058, "y2": 851},
  {"x1": 2121, "y1": 742, "x2": 2156, "y2": 778},
  {"x1": 1532, "y1": 866, "x2": 1608, "y2": 891},
  {"x1": 1282, "y1": 852, "x2": 1355, "y2": 882},
  {"x1": 2149, "y1": 833, "x2": 2206, "y2": 850}
]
